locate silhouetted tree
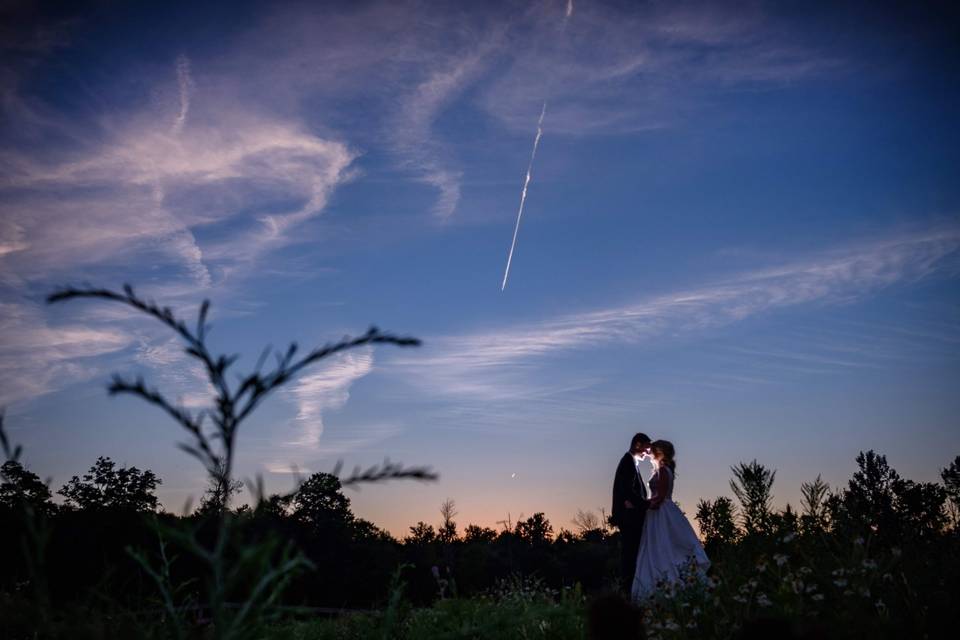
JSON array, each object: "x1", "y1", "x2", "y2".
[
  {"x1": 572, "y1": 509, "x2": 600, "y2": 534},
  {"x1": 58, "y1": 456, "x2": 160, "y2": 512},
  {"x1": 941, "y1": 456, "x2": 960, "y2": 529},
  {"x1": 830, "y1": 450, "x2": 901, "y2": 541},
  {"x1": 800, "y1": 474, "x2": 829, "y2": 534},
  {"x1": 254, "y1": 492, "x2": 293, "y2": 519},
  {"x1": 463, "y1": 524, "x2": 497, "y2": 543},
  {"x1": 516, "y1": 512, "x2": 553, "y2": 545},
  {"x1": 197, "y1": 456, "x2": 244, "y2": 516},
  {"x1": 291, "y1": 472, "x2": 353, "y2": 531},
  {"x1": 894, "y1": 480, "x2": 948, "y2": 541},
  {"x1": 438, "y1": 498, "x2": 458, "y2": 543},
  {"x1": 771, "y1": 503, "x2": 798, "y2": 537},
  {"x1": 730, "y1": 460, "x2": 775, "y2": 534},
  {"x1": 1, "y1": 460, "x2": 53, "y2": 515},
  {"x1": 406, "y1": 522, "x2": 437, "y2": 545},
  {"x1": 695, "y1": 497, "x2": 738, "y2": 554}
]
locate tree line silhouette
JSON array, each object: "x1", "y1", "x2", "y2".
[{"x1": 3, "y1": 441, "x2": 959, "y2": 627}]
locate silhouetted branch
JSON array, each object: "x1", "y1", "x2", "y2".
[
  {"x1": 48, "y1": 285, "x2": 421, "y2": 452},
  {"x1": 47, "y1": 285, "x2": 422, "y2": 480},
  {"x1": 341, "y1": 458, "x2": 438, "y2": 488},
  {"x1": 0, "y1": 411, "x2": 23, "y2": 462}
]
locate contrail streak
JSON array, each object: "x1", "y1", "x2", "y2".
[
  {"x1": 501, "y1": 101, "x2": 547, "y2": 291},
  {"x1": 500, "y1": 2, "x2": 573, "y2": 291}
]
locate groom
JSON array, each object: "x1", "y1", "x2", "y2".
[{"x1": 611, "y1": 432, "x2": 651, "y2": 595}]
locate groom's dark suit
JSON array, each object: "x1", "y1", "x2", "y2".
[{"x1": 611, "y1": 451, "x2": 648, "y2": 594}]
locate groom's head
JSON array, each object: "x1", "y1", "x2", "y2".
[{"x1": 630, "y1": 432, "x2": 651, "y2": 455}]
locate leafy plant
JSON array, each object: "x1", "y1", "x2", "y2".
[{"x1": 47, "y1": 284, "x2": 435, "y2": 640}]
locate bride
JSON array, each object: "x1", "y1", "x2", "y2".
[{"x1": 632, "y1": 440, "x2": 710, "y2": 601}]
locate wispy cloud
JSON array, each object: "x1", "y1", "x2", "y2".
[
  {"x1": 0, "y1": 48, "x2": 357, "y2": 407},
  {"x1": 394, "y1": 229, "x2": 960, "y2": 399},
  {"x1": 0, "y1": 301, "x2": 132, "y2": 406},
  {"x1": 388, "y1": 31, "x2": 503, "y2": 219},
  {"x1": 134, "y1": 336, "x2": 213, "y2": 409},
  {"x1": 261, "y1": 421, "x2": 403, "y2": 475},
  {"x1": 285, "y1": 349, "x2": 374, "y2": 447},
  {"x1": 0, "y1": 48, "x2": 356, "y2": 291},
  {"x1": 171, "y1": 54, "x2": 192, "y2": 135}
]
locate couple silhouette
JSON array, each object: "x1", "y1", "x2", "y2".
[{"x1": 611, "y1": 433, "x2": 710, "y2": 600}]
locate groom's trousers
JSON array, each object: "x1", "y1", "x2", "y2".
[{"x1": 618, "y1": 515, "x2": 644, "y2": 595}]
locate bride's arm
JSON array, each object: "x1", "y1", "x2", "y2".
[{"x1": 648, "y1": 467, "x2": 670, "y2": 510}]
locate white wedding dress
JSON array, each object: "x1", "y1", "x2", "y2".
[{"x1": 631, "y1": 465, "x2": 710, "y2": 601}]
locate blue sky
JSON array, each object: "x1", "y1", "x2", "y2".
[{"x1": 1, "y1": 0, "x2": 958, "y2": 535}]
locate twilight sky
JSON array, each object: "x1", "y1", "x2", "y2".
[{"x1": 1, "y1": 0, "x2": 959, "y2": 536}]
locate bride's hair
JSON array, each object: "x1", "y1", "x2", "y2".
[{"x1": 651, "y1": 440, "x2": 676, "y2": 472}]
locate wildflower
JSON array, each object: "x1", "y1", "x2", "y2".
[
  {"x1": 733, "y1": 595, "x2": 748, "y2": 604},
  {"x1": 875, "y1": 599, "x2": 887, "y2": 612},
  {"x1": 833, "y1": 579, "x2": 847, "y2": 587},
  {"x1": 773, "y1": 554, "x2": 789, "y2": 567},
  {"x1": 811, "y1": 593, "x2": 825, "y2": 602},
  {"x1": 756, "y1": 593, "x2": 772, "y2": 607},
  {"x1": 831, "y1": 568, "x2": 845, "y2": 577},
  {"x1": 882, "y1": 572, "x2": 893, "y2": 582},
  {"x1": 756, "y1": 562, "x2": 767, "y2": 573},
  {"x1": 805, "y1": 584, "x2": 818, "y2": 594},
  {"x1": 664, "y1": 620, "x2": 680, "y2": 631},
  {"x1": 798, "y1": 566, "x2": 813, "y2": 576},
  {"x1": 782, "y1": 532, "x2": 797, "y2": 543}
]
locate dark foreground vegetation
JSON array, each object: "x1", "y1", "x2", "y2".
[
  {"x1": 3, "y1": 440, "x2": 959, "y2": 639},
  {"x1": 1, "y1": 285, "x2": 958, "y2": 638}
]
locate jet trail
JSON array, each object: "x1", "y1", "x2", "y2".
[
  {"x1": 500, "y1": 2, "x2": 573, "y2": 291},
  {"x1": 501, "y1": 101, "x2": 547, "y2": 291}
]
